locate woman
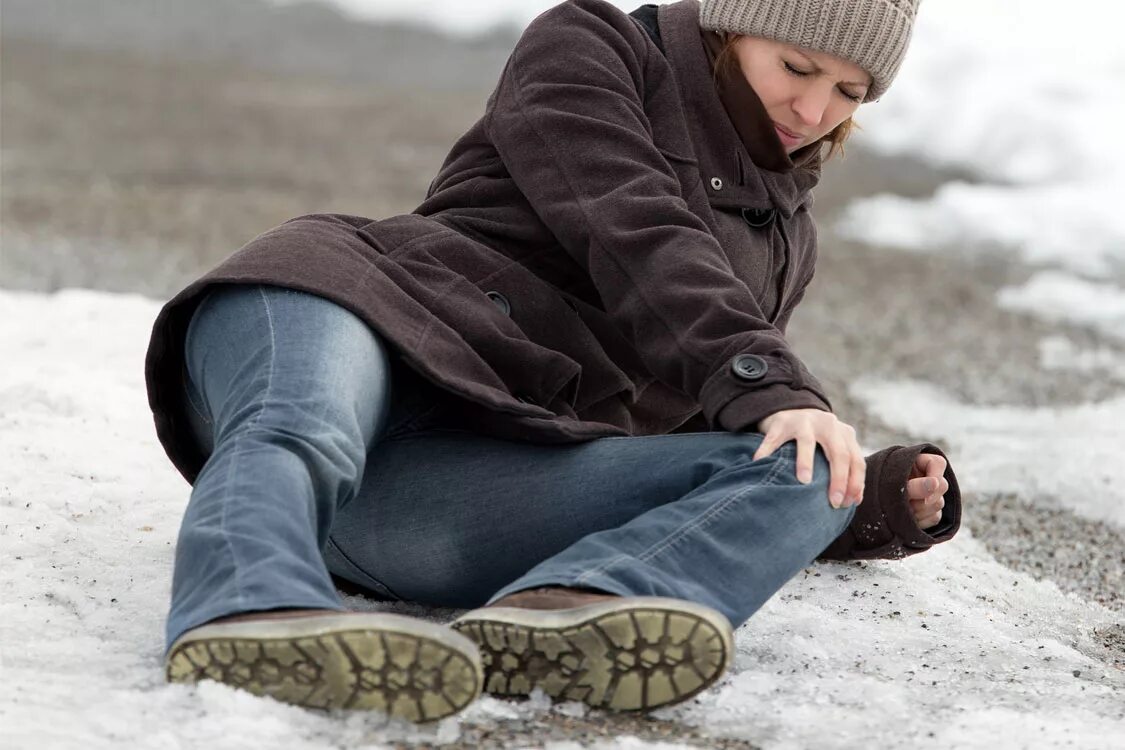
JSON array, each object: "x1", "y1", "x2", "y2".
[{"x1": 150, "y1": 0, "x2": 961, "y2": 723}]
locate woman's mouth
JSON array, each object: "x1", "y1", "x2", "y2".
[{"x1": 773, "y1": 122, "x2": 805, "y2": 147}]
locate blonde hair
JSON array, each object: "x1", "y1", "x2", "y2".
[{"x1": 712, "y1": 32, "x2": 859, "y2": 169}]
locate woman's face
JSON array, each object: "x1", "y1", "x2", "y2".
[{"x1": 729, "y1": 35, "x2": 873, "y2": 153}]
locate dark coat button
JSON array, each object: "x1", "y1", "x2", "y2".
[
  {"x1": 731, "y1": 354, "x2": 768, "y2": 381},
  {"x1": 741, "y1": 207, "x2": 776, "y2": 229},
  {"x1": 485, "y1": 291, "x2": 511, "y2": 316}
]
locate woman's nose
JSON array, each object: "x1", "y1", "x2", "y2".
[{"x1": 791, "y1": 87, "x2": 832, "y2": 129}]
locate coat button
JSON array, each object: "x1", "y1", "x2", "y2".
[
  {"x1": 485, "y1": 291, "x2": 511, "y2": 316},
  {"x1": 731, "y1": 354, "x2": 768, "y2": 381},
  {"x1": 741, "y1": 207, "x2": 776, "y2": 228},
  {"x1": 710, "y1": 177, "x2": 723, "y2": 190}
]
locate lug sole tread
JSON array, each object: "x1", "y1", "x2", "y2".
[
  {"x1": 165, "y1": 619, "x2": 481, "y2": 722},
  {"x1": 451, "y1": 603, "x2": 731, "y2": 711}
]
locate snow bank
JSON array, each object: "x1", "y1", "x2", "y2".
[{"x1": 1, "y1": 288, "x2": 1122, "y2": 749}]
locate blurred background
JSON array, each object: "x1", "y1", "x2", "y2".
[
  {"x1": 2, "y1": 0, "x2": 1124, "y2": 611},
  {"x1": 1, "y1": 0, "x2": 990, "y2": 299},
  {"x1": 1, "y1": 0, "x2": 525, "y2": 296}
]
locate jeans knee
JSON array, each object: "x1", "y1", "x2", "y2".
[
  {"x1": 762, "y1": 445, "x2": 853, "y2": 539},
  {"x1": 236, "y1": 418, "x2": 369, "y2": 509}
]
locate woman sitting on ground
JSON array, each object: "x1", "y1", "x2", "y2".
[{"x1": 148, "y1": 0, "x2": 960, "y2": 722}]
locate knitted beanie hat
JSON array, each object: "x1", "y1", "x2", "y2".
[{"x1": 699, "y1": 0, "x2": 922, "y2": 101}]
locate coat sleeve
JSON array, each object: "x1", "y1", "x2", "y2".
[
  {"x1": 817, "y1": 443, "x2": 963, "y2": 561},
  {"x1": 483, "y1": 0, "x2": 831, "y2": 432}
]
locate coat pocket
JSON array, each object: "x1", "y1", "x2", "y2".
[
  {"x1": 380, "y1": 236, "x2": 578, "y2": 414},
  {"x1": 476, "y1": 263, "x2": 643, "y2": 413}
]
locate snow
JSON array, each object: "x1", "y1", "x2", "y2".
[
  {"x1": 1, "y1": 288, "x2": 1123, "y2": 748},
  {"x1": 1037, "y1": 335, "x2": 1125, "y2": 379},
  {"x1": 832, "y1": 0, "x2": 1125, "y2": 355},
  {"x1": 6, "y1": 0, "x2": 1125, "y2": 746},
  {"x1": 850, "y1": 376, "x2": 1125, "y2": 531},
  {"x1": 997, "y1": 271, "x2": 1125, "y2": 342},
  {"x1": 268, "y1": 0, "x2": 652, "y2": 37},
  {"x1": 837, "y1": 0, "x2": 1125, "y2": 274}
]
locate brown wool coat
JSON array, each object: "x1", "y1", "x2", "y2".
[{"x1": 144, "y1": 0, "x2": 962, "y2": 561}]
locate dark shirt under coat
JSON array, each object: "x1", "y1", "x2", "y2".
[{"x1": 143, "y1": 0, "x2": 961, "y2": 561}]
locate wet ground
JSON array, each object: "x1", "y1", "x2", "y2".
[{"x1": 3, "y1": 27, "x2": 1123, "y2": 748}]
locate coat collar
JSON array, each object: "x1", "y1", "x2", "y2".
[{"x1": 656, "y1": 0, "x2": 820, "y2": 218}]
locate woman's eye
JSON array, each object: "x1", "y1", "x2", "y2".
[{"x1": 785, "y1": 61, "x2": 864, "y2": 103}]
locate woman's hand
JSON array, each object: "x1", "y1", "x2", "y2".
[
  {"x1": 752, "y1": 409, "x2": 865, "y2": 509},
  {"x1": 906, "y1": 453, "x2": 949, "y2": 529}
]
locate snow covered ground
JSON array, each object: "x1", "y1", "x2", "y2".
[{"x1": 1, "y1": 290, "x2": 1122, "y2": 748}]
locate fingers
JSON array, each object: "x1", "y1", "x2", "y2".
[
  {"x1": 916, "y1": 452, "x2": 948, "y2": 480},
  {"x1": 753, "y1": 427, "x2": 819, "y2": 489},
  {"x1": 906, "y1": 475, "x2": 949, "y2": 501},
  {"x1": 753, "y1": 432, "x2": 780, "y2": 461},
  {"x1": 917, "y1": 510, "x2": 943, "y2": 529},
  {"x1": 909, "y1": 493, "x2": 945, "y2": 514},
  {"x1": 908, "y1": 476, "x2": 947, "y2": 529},
  {"x1": 843, "y1": 424, "x2": 865, "y2": 507},
  {"x1": 826, "y1": 436, "x2": 850, "y2": 508},
  {"x1": 749, "y1": 411, "x2": 865, "y2": 509},
  {"x1": 796, "y1": 432, "x2": 816, "y2": 485},
  {"x1": 909, "y1": 491, "x2": 945, "y2": 529}
]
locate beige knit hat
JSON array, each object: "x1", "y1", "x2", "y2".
[{"x1": 699, "y1": 0, "x2": 921, "y2": 101}]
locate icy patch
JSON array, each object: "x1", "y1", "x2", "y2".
[
  {"x1": 850, "y1": 376, "x2": 1125, "y2": 529},
  {"x1": 998, "y1": 271, "x2": 1125, "y2": 342}
]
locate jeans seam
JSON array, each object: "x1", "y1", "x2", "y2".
[
  {"x1": 182, "y1": 363, "x2": 212, "y2": 424},
  {"x1": 325, "y1": 537, "x2": 403, "y2": 601},
  {"x1": 219, "y1": 286, "x2": 276, "y2": 611},
  {"x1": 575, "y1": 451, "x2": 793, "y2": 586},
  {"x1": 638, "y1": 454, "x2": 790, "y2": 563}
]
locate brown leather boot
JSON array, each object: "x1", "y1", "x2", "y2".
[
  {"x1": 165, "y1": 607, "x2": 483, "y2": 722},
  {"x1": 488, "y1": 585, "x2": 620, "y2": 610},
  {"x1": 450, "y1": 585, "x2": 733, "y2": 712}
]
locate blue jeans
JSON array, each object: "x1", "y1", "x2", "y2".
[{"x1": 165, "y1": 284, "x2": 856, "y2": 658}]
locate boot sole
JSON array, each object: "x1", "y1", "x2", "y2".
[
  {"x1": 450, "y1": 597, "x2": 733, "y2": 711},
  {"x1": 165, "y1": 612, "x2": 482, "y2": 722}
]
